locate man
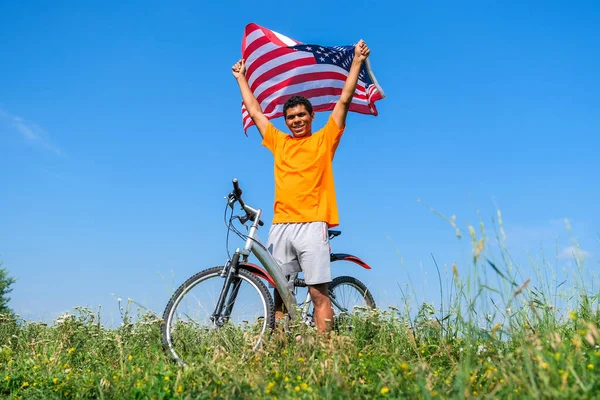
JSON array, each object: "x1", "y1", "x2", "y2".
[{"x1": 231, "y1": 40, "x2": 371, "y2": 333}]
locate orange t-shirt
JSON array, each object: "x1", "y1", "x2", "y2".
[{"x1": 262, "y1": 115, "x2": 344, "y2": 227}]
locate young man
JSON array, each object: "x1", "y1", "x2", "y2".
[{"x1": 231, "y1": 40, "x2": 371, "y2": 332}]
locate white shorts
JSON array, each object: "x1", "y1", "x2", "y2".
[{"x1": 266, "y1": 221, "x2": 331, "y2": 286}]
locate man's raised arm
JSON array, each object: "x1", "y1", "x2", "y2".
[
  {"x1": 331, "y1": 40, "x2": 371, "y2": 129},
  {"x1": 232, "y1": 59, "x2": 269, "y2": 138}
]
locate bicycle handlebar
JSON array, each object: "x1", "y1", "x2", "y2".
[
  {"x1": 232, "y1": 178, "x2": 242, "y2": 198},
  {"x1": 231, "y1": 178, "x2": 264, "y2": 227}
]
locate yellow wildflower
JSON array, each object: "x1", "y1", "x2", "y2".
[
  {"x1": 22, "y1": 382, "x2": 30, "y2": 388},
  {"x1": 588, "y1": 364, "x2": 594, "y2": 370},
  {"x1": 177, "y1": 386, "x2": 183, "y2": 394},
  {"x1": 164, "y1": 376, "x2": 170, "y2": 381},
  {"x1": 555, "y1": 353, "x2": 561, "y2": 361},
  {"x1": 68, "y1": 347, "x2": 75, "y2": 354},
  {"x1": 297, "y1": 357, "x2": 305, "y2": 362},
  {"x1": 381, "y1": 387, "x2": 390, "y2": 395},
  {"x1": 128, "y1": 355, "x2": 133, "y2": 361},
  {"x1": 265, "y1": 381, "x2": 276, "y2": 394},
  {"x1": 295, "y1": 386, "x2": 300, "y2": 392},
  {"x1": 400, "y1": 363, "x2": 410, "y2": 372},
  {"x1": 53, "y1": 378, "x2": 59, "y2": 384},
  {"x1": 569, "y1": 311, "x2": 578, "y2": 320}
]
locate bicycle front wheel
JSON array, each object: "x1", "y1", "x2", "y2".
[{"x1": 162, "y1": 266, "x2": 274, "y2": 366}]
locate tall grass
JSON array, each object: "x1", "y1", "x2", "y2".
[{"x1": 2, "y1": 212, "x2": 599, "y2": 399}]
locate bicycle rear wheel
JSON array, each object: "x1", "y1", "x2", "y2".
[
  {"x1": 162, "y1": 266, "x2": 275, "y2": 366},
  {"x1": 329, "y1": 275, "x2": 376, "y2": 314}
]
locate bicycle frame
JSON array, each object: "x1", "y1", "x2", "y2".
[{"x1": 242, "y1": 207, "x2": 298, "y2": 318}]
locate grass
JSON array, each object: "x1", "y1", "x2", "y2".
[{"x1": 2, "y1": 214, "x2": 600, "y2": 399}]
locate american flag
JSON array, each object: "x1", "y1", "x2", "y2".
[{"x1": 240, "y1": 23, "x2": 385, "y2": 133}]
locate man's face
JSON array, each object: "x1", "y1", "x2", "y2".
[{"x1": 284, "y1": 105, "x2": 314, "y2": 138}]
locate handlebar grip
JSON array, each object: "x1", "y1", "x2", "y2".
[
  {"x1": 258, "y1": 219, "x2": 264, "y2": 227},
  {"x1": 232, "y1": 178, "x2": 242, "y2": 197}
]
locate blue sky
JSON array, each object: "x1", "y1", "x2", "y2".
[{"x1": 1, "y1": 1, "x2": 598, "y2": 324}]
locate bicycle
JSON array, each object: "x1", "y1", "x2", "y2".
[{"x1": 161, "y1": 178, "x2": 376, "y2": 366}]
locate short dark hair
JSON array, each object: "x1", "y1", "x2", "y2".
[{"x1": 283, "y1": 95, "x2": 313, "y2": 117}]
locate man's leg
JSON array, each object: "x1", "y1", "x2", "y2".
[
  {"x1": 308, "y1": 283, "x2": 334, "y2": 332},
  {"x1": 273, "y1": 289, "x2": 284, "y2": 319},
  {"x1": 294, "y1": 222, "x2": 333, "y2": 333}
]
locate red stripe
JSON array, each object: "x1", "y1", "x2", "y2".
[
  {"x1": 262, "y1": 87, "x2": 370, "y2": 114},
  {"x1": 243, "y1": 35, "x2": 271, "y2": 60},
  {"x1": 246, "y1": 47, "x2": 298, "y2": 80},
  {"x1": 249, "y1": 58, "x2": 316, "y2": 92},
  {"x1": 243, "y1": 24, "x2": 298, "y2": 57},
  {"x1": 242, "y1": 24, "x2": 261, "y2": 53},
  {"x1": 255, "y1": 71, "x2": 348, "y2": 104}
]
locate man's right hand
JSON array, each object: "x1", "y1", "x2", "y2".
[
  {"x1": 232, "y1": 59, "x2": 246, "y2": 80},
  {"x1": 232, "y1": 57, "x2": 268, "y2": 138}
]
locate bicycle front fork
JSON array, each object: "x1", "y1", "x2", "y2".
[{"x1": 211, "y1": 253, "x2": 242, "y2": 327}]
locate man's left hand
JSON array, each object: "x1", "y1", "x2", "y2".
[{"x1": 354, "y1": 39, "x2": 370, "y2": 62}]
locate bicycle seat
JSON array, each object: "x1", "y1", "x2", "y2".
[{"x1": 328, "y1": 230, "x2": 341, "y2": 239}]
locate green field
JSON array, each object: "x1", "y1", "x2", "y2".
[{"x1": 2, "y1": 219, "x2": 599, "y2": 399}]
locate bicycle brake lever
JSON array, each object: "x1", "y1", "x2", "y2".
[{"x1": 226, "y1": 193, "x2": 237, "y2": 209}]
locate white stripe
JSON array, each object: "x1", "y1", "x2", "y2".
[
  {"x1": 273, "y1": 30, "x2": 297, "y2": 46},
  {"x1": 244, "y1": 28, "x2": 264, "y2": 50},
  {"x1": 247, "y1": 52, "x2": 313, "y2": 87},
  {"x1": 252, "y1": 63, "x2": 367, "y2": 98},
  {"x1": 245, "y1": 43, "x2": 279, "y2": 68}
]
